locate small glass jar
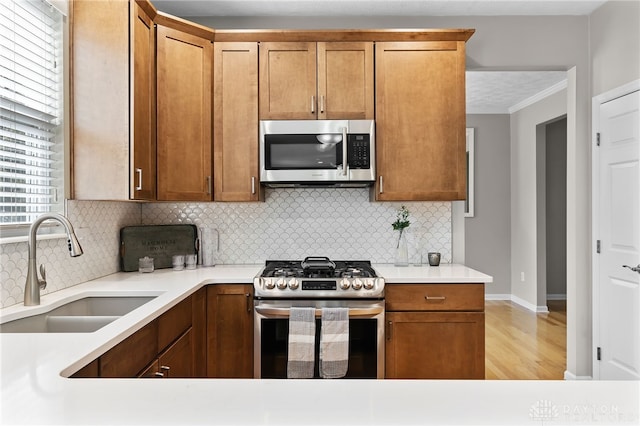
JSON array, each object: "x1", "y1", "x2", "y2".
[
  {"x1": 138, "y1": 256, "x2": 154, "y2": 273},
  {"x1": 185, "y1": 253, "x2": 197, "y2": 270},
  {"x1": 172, "y1": 255, "x2": 185, "y2": 271}
]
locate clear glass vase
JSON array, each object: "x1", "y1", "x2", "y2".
[{"x1": 394, "y1": 229, "x2": 409, "y2": 266}]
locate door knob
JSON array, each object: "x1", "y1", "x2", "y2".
[{"x1": 623, "y1": 264, "x2": 640, "y2": 273}]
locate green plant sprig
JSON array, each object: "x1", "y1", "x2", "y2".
[{"x1": 392, "y1": 205, "x2": 410, "y2": 231}]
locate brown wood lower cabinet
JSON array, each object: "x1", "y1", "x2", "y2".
[
  {"x1": 206, "y1": 284, "x2": 254, "y2": 378},
  {"x1": 139, "y1": 328, "x2": 194, "y2": 378},
  {"x1": 72, "y1": 288, "x2": 205, "y2": 378},
  {"x1": 385, "y1": 283, "x2": 485, "y2": 379}
]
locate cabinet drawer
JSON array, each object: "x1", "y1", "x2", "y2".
[
  {"x1": 385, "y1": 284, "x2": 484, "y2": 311},
  {"x1": 158, "y1": 295, "x2": 192, "y2": 351}
]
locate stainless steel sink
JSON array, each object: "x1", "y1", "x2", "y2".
[{"x1": 0, "y1": 296, "x2": 156, "y2": 333}]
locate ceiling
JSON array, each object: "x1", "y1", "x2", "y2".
[
  {"x1": 152, "y1": 0, "x2": 587, "y2": 113},
  {"x1": 152, "y1": 0, "x2": 607, "y2": 17}
]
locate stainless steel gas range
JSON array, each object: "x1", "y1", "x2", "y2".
[{"x1": 253, "y1": 257, "x2": 385, "y2": 379}]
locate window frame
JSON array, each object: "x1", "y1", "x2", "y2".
[{"x1": 0, "y1": 0, "x2": 68, "y2": 240}]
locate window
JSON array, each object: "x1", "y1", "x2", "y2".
[{"x1": 0, "y1": 0, "x2": 64, "y2": 229}]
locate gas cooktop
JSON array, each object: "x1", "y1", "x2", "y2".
[{"x1": 254, "y1": 257, "x2": 384, "y2": 299}]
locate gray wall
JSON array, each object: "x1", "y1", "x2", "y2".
[
  {"x1": 546, "y1": 118, "x2": 568, "y2": 298},
  {"x1": 510, "y1": 89, "x2": 567, "y2": 309},
  {"x1": 590, "y1": 0, "x2": 640, "y2": 96},
  {"x1": 465, "y1": 115, "x2": 511, "y2": 296}
]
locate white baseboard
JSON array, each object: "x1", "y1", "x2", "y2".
[
  {"x1": 484, "y1": 293, "x2": 511, "y2": 300},
  {"x1": 564, "y1": 370, "x2": 593, "y2": 380},
  {"x1": 486, "y1": 294, "x2": 564, "y2": 312},
  {"x1": 547, "y1": 293, "x2": 567, "y2": 300},
  {"x1": 511, "y1": 295, "x2": 549, "y2": 313}
]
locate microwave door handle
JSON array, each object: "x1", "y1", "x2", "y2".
[{"x1": 342, "y1": 127, "x2": 348, "y2": 176}]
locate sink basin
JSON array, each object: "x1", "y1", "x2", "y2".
[{"x1": 0, "y1": 296, "x2": 156, "y2": 333}]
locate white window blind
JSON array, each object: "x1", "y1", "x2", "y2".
[{"x1": 0, "y1": 0, "x2": 64, "y2": 227}]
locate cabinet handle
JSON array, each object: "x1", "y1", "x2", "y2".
[
  {"x1": 311, "y1": 96, "x2": 315, "y2": 114},
  {"x1": 135, "y1": 168, "x2": 143, "y2": 191},
  {"x1": 320, "y1": 95, "x2": 325, "y2": 113},
  {"x1": 206, "y1": 176, "x2": 212, "y2": 194},
  {"x1": 251, "y1": 177, "x2": 256, "y2": 194},
  {"x1": 160, "y1": 365, "x2": 170, "y2": 378},
  {"x1": 425, "y1": 295, "x2": 446, "y2": 301},
  {"x1": 379, "y1": 176, "x2": 383, "y2": 194},
  {"x1": 154, "y1": 372, "x2": 164, "y2": 378},
  {"x1": 386, "y1": 320, "x2": 393, "y2": 341},
  {"x1": 246, "y1": 293, "x2": 252, "y2": 312}
]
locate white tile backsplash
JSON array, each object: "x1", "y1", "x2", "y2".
[
  {"x1": 1, "y1": 189, "x2": 452, "y2": 309},
  {"x1": 1, "y1": 201, "x2": 141, "y2": 308},
  {"x1": 142, "y1": 188, "x2": 451, "y2": 265}
]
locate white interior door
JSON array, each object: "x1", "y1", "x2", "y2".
[{"x1": 596, "y1": 89, "x2": 640, "y2": 380}]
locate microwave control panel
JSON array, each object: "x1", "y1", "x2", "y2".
[{"x1": 347, "y1": 134, "x2": 370, "y2": 169}]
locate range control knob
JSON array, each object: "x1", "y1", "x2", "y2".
[
  {"x1": 363, "y1": 279, "x2": 375, "y2": 290},
  {"x1": 340, "y1": 278, "x2": 351, "y2": 290},
  {"x1": 288, "y1": 278, "x2": 299, "y2": 290},
  {"x1": 264, "y1": 279, "x2": 275, "y2": 290},
  {"x1": 352, "y1": 278, "x2": 363, "y2": 290},
  {"x1": 276, "y1": 278, "x2": 287, "y2": 290}
]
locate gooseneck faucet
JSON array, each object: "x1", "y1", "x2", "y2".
[{"x1": 24, "y1": 213, "x2": 84, "y2": 306}]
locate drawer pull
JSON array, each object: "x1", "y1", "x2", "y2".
[{"x1": 425, "y1": 295, "x2": 446, "y2": 301}]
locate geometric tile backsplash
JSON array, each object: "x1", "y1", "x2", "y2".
[
  {"x1": 142, "y1": 187, "x2": 451, "y2": 266},
  {"x1": 1, "y1": 188, "x2": 451, "y2": 308},
  {"x1": 0, "y1": 200, "x2": 141, "y2": 308}
]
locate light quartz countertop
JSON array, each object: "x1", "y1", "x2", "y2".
[{"x1": 1, "y1": 264, "x2": 638, "y2": 425}]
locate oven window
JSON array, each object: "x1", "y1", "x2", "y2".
[
  {"x1": 265, "y1": 134, "x2": 343, "y2": 170},
  {"x1": 260, "y1": 318, "x2": 378, "y2": 379}
]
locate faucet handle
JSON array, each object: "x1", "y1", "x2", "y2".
[{"x1": 38, "y1": 264, "x2": 47, "y2": 290}]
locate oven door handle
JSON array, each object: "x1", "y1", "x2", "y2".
[{"x1": 254, "y1": 305, "x2": 384, "y2": 318}]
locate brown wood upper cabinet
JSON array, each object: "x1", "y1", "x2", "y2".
[
  {"x1": 156, "y1": 25, "x2": 213, "y2": 201},
  {"x1": 259, "y1": 42, "x2": 374, "y2": 120},
  {"x1": 375, "y1": 41, "x2": 467, "y2": 201},
  {"x1": 213, "y1": 42, "x2": 261, "y2": 201},
  {"x1": 72, "y1": 0, "x2": 156, "y2": 200}
]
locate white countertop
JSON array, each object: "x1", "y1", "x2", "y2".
[{"x1": 1, "y1": 264, "x2": 638, "y2": 425}]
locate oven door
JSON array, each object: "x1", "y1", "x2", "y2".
[{"x1": 254, "y1": 299, "x2": 385, "y2": 379}]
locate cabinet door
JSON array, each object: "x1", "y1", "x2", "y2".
[
  {"x1": 375, "y1": 41, "x2": 467, "y2": 201},
  {"x1": 72, "y1": 0, "x2": 129, "y2": 200},
  {"x1": 213, "y1": 42, "x2": 261, "y2": 201},
  {"x1": 259, "y1": 42, "x2": 317, "y2": 119},
  {"x1": 385, "y1": 312, "x2": 484, "y2": 379},
  {"x1": 317, "y1": 42, "x2": 374, "y2": 120},
  {"x1": 207, "y1": 285, "x2": 254, "y2": 378},
  {"x1": 158, "y1": 328, "x2": 194, "y2": 378},
  {"x1": 130, "y1": 2, "x2": 156, "y2": 200},
  {"x1": 157, "y1": 25, "x2": 213, "y2": 201}
]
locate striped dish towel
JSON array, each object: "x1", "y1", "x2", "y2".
[
  {"x1": 287, "y1": 307, "x2": 316, "y2": 379},
  {"x1": 319, "y1": 307, "x2": 349, "y2": 379}
]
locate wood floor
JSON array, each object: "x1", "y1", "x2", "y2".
[{"x1": 485, "y1": 300, "x2": 566, "y2": 380}]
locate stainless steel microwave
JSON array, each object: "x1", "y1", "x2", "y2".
[{"x1": 259, "y1": 120, "x2": 375, "y2": 187}]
